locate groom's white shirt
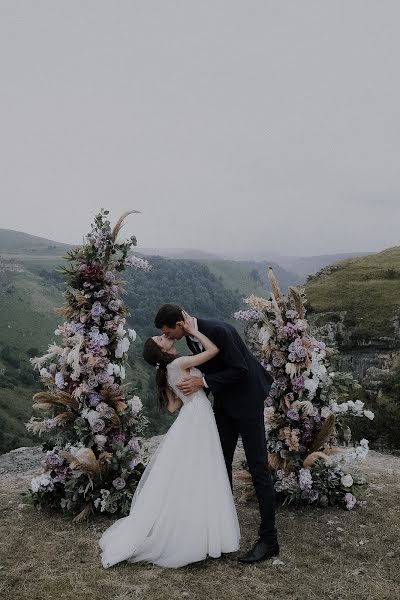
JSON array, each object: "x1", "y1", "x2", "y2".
[{"x1": 188, "y1": 317, "x2": 208, "y2": 388}]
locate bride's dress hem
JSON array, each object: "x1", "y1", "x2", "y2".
[{"x1": 99, "y1": 358, "x2": 241, "y2": 569}]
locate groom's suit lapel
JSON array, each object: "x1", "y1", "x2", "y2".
[
  {"x1": 186, "y1": 318, "x2": 210, "y2": 355},
  {"x1": 185, "y1": 336, "x2": 199, "y2": 355}
]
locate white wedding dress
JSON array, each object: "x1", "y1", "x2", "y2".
[{"x1": 99, "y1": 356, "x2": 240, "y2": 568}]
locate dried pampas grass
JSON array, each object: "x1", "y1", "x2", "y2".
[
  {"x1": 111, "y1": 210, "x2": 140, "y2": 242},
  {"x1": 309, "y1": 414, "x2": 336, "y2": 453},
  {"x1": 288, "y1": 286, "x2": 306, "y2": 319}
]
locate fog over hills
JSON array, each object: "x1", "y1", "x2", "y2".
[{"x1": 0, "y1": 228, "x2": 374, "y2": 280}]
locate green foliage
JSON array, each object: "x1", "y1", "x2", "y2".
[{"x1": 306, "y1": 247, "x2": 400, "y2": 340}]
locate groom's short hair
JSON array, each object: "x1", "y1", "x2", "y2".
[{"x1": 154, "y1": 304, "x2": 184, "y2": 328}]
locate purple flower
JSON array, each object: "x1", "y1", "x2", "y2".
[
  {"x1": 43, "y1": 418, "x2": 57, "y2": 431},
  {"x1": 89, "y1": 393, "x2": 101, "y2": 407},
  {"x1": 292, "y1": 376, "x2": 305, "y2": 392},
  {"x1": 296, "y1": 346, "x2": 307, "y2": 359},
  {"x1": 91, "y1": 301, "x2": 105, "y2": 318},
  {"x1": 301, "y1": 488, "x2": 319, "y2": 503},
  {"x1": 89, "y1": 327, "x2": 109, "y2": 348},
  {"x1": 128, "y1": 437, "x2": 141, "y2": 454},
  {"x1": 112, "y1": 477, "x2": 126, "y2": 490},
  {"x1": 92, "y1": 419, "x2": 106, "y2": 432},
  {"x1": 111, "y1": 431, "x2": 127, "y2": 444},
  {"x1": 287, "y1": 408, "x2": 300, "y2": 421},
  {"x1": 129, "y1": 457, "x2": 142, "y2": 470},
  {"x1": 42, "y1": 450, "x2": 65, "y2": 470},
  {"x1": 298, "y1": 468, "x2": 313, "y2": 491},
  {"x1": 55, "y1": 372, "x2": 66, "y2": 389},
  {"x1": 97, "y1": 403, "x2": 115, "y2": 419},
  {"x1": 125, "y1": 255, "x2": 152, "y2": 272},
  {"x1": 286, "y1": 309, "x2": 299, "y2": 320},
  {"x1": 283, "y1": 323, "x2": 297, "y2": 337},
  {"x1": 67, "y1": 321, "x2": 85, "y2": 335},
  {"x1": 274, "y1": 470, "x2": 299, "y2": 493},
  {"x1": 108, "y1": 300, "x2": 121, "y2": 312},
  {"x1": 345, "y1": 492, "x2": 357, "y2": 510},
  {"x1": 97, "y1": 371, "x2": 112, "y2": 384},
  {"x1": 105, "y1": 271, "x2": 115, "y2": 283},
  {"x1": 272, "y1": 351, "x2": 286, "y2": 368},
  {"x1": 233, "y1": 309, "x2": 262, "y2": 321}
]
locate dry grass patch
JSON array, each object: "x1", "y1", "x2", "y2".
[{"x1": 0, "y1": 457, "x2": 399, "y2": 600}]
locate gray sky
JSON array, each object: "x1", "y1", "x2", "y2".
[{"x1": 1, "y1": 1, "x2": 399, "y2": 256}]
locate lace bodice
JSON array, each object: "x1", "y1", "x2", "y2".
[{"x1": 167, "y1": 357, "x2": 204, "y2": 404}]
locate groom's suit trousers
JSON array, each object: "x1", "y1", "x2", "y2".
[{"x1": 214, "y1": 404, "x2": 277, "y2": 542}]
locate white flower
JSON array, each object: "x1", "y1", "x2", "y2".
[
  {"x1": 86, "y1": 410, "x2": 101, "y2": 429},
  {"x1": 303, "y1": 377, "x2": 319, "y2": 399},
  {"x1": 120, "y1": 366, "x2": 126, "y2": 380},
  {"x1": 39, "y1": 368, "x2": 50, "y2": 377},
  {"x1": 258, "y1": 326, "x2": 271, "y2": 345},
  {"x1": 360, "y1": 438, "x2": 369, "y2": 448},
  {"x1": 116, "y1": 322, "x2": 126, "y2": 338},
  {"x1": 128, "y1": 328, "x2": 137, "y2": 341},
  {"x1": 345, "y1": 492, "x2": 357, "y2": 510},
  {"x1": 355, "y1": 445, "x2": 369, "y2": 460},
  {"x1": 54, "y1": 372, "x2": 66, "y2": 389},
  {"x1": 31, "y1": 473, "x2": 54, "y2": 493},
  {"x1": 363, "y1": 410, "x2": 375, "y2": 420},
  {"x1": 107, "y1": 362, "x2": 121, "y2": 376},
  {"x1": 31, "y1": 477, "x2": 41, "y2": 493},
  {"x1": 329, "y1": 372, "x2": 336, "y2": 378},
  {"x1": 94, "y1": 434, "x2": 107, "y2": 449},
  {"x1": 115, "y1": 337, "x2": 130, "y2": 358},
  {"x1": 347, "y1": 400, "x2": 365, "y2": 416},
  {"x1": 341, "y1": 474, "x2": 354, "y2": 488},
  {"x1": 321, "y1": 406, "x2": 332, "y2": 419},
  {"x1": 127, "y1": 395, "x2": 143, "y2": 415}
]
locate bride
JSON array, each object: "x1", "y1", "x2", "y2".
[{"x1": 99, "y1": 312, "x2": 240, "y2": 568}]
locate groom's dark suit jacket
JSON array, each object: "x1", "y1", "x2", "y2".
[{"x1": 186, "y1": 318, "x2": 273, "y2": 419}]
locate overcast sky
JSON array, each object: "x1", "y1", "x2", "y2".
[{"x1": 1, "y1": 1, "x2": 399, "y2": 256}]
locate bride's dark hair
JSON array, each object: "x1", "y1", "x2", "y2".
[{"x1": 143, "y1": 338, "x2": 179, "y2": 411}]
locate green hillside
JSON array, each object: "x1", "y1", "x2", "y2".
[
  {"x1": 0, "y1": 228, "x2": 72, "y2": 255},
  {"x1": 204, "y1": 259, "x2": 302, "y2": 300},
  {"x1": 306, "y1": 247, "x2": 400, "y2": 341},
  {"x1": 201, "y1": 260, "x2": 267, "y2": 300},
  {"x1": 0, "y1": 250, "x2": 244, "y2": 453}
]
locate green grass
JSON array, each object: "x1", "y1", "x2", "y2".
[{"x1": 306, "y1": 247, "x2": 400, "y2": 339}]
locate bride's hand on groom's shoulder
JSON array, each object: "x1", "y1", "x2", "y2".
[{"x1": 179, "y1": 311, "x2": 195, "y2": 336}]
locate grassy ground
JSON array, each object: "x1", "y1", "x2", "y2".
[
  {"x1": 306, "y1": 247, "x2": 400, "y2": 339},
  {"x1": 0, "y1": 451, "x2": 399, "y2": 600}
]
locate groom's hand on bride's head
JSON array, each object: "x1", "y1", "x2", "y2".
[{"x1": 177, "y1": 376, "x2": 204, "y2": 395}]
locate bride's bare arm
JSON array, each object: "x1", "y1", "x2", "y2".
[{"x1": 177, "y1": 314, "x2": 219, "y2": 370}]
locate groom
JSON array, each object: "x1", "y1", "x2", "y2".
[{"x1": 154, "y1": 304, "x2": 279, "y2": 563}]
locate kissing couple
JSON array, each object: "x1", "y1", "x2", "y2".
[{"x1": 99, "y1": 304, "x2": 279, "y2": 568}]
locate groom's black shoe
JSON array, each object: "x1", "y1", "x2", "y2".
[{"x1": 238, "y1": 539, "x2": 280, "y2": 564}]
